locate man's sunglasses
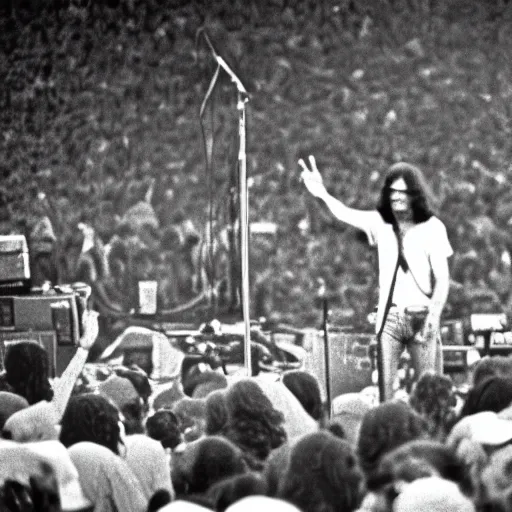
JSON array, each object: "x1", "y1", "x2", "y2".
[{"x1": 388, "y1": 187, "x2": 414, "y2": 195}]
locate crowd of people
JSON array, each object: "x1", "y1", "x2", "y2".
[{"x1": 1, "y1": 307, "x2": 512, "y2": 511}]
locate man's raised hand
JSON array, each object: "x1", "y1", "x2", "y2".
[{"x1": 299, "y1": 155, "x2": 326, "y2": 198}]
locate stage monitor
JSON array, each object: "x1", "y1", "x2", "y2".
[{"x1": 0, "y1": 292, "x2": 80, "y2": 346}]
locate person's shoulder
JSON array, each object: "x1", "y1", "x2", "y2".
[{"x1": 421, "y1": 215, "x2": 448, "y2": 231}]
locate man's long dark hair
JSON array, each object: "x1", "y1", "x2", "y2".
[{"x1": 376, "y1": 162, "x2": 436, "y2": 225}]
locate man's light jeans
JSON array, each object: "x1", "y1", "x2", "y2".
[{"x1": 379, "y1": 308, "x2": 443, "y2": 402}]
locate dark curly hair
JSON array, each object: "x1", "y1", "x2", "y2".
[
  {"x1": 281, "y1": 370, "x2": 323, "y2": 422},
  {"x1": 278, "y1": 431, "x2": 363, "y2": 512},
  {"x1": 409, "y1": 371, "x2": 458, "y2": 442},
  {"x1": 357, "y1": 401, "x2": 429, "y2": 481},
  {"x1": 376, "y1": 162, "x2": 435, "y2": 225},
  {"x1": 59, "y1": 393, "x2": 121, "y2": 454},
  {"x1": 208, "y1": 472, "x2": 268, "y2": 512},
  {"x1": 223, "y1": 379, "x2": 287, "y2": 468},
  {"x1": 145, "y1": 409, "x2": 182, "y2": 450},
  {"x1": 172, "y1": 436, "x2": 247, "y2": 497},
  {"x1": 3, "y1": 341, "x2": 54, "y2": 405}
]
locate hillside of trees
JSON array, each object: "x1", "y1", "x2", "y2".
[{"x1": 2, "y1": 0, "x2": 512, "y2": 329}]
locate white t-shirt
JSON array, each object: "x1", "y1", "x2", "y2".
[{"x1": 352, "y1": 212, "x2": 453, "y2": 333}]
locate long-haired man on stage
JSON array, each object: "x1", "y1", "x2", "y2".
[{"x1": 299, "y1": 156, "x2": 453, "y2": 401}]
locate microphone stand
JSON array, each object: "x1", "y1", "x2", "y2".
[
  {"x1": 201, "y1": 32, "x2": 252, "y2": 376},
  {"x1": 316, "y1": 279, "x2": 332, "y2": 418}
]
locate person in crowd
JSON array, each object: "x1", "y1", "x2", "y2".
[
  {"x1": 68, "y1": 441, "x2": 148, "y2": 512},
  {"x1": 222, "y1": 379, "x2": 287, "y2": 470},
  {"x1": 98, "y1": 374, "x2": 145, "y2": 435},
  {"x1": 25, "y1": 440, "x2": 93, "y2": 512},
  {"x1": 409, "y1": 370, "x2": 458, "y2": 442},
  {"x1": 3, "y1": 400, "x2": 60, "y2": 442},
  {"x1": 254, "y1": 378, "x2": 318, "y2": 440},
  {"x1": 262, "y1": 441, "x2": 292, "y2": 498},
  {"x1": 185, "y1": 370, "x2": 228, "y2": 400},
  {"x1": 330, "y1": 392, "x2": 371, "y2": 447},
  {"x1": 59, "y1": 392, "x2": 123, "y2": 454},
  {"x1": 471, "y1": 355, "x2": 512, "y2": 388},
  {"x1": 0, "y1": 341, "x2": 55, "y2": 405},
  {"x1": 280, "y1": 369, "x2": 324, "y2": 424},
  {"x1": 0, "y1": 391, "x2": 28, "y2": 430},
  {"x1": 112, "y1": 365, "x2": 153, "y2": 414},
  {"x1": 145, "y1": 408, "x2": 183, "y2": 451},
  {"x1": 172, "y1": 397, "x2": 207, "y2": 443},
  {"x1": 27, "y1": 191, "x2": 59, "y2": 287},
  {"x1": 207, "y1": 472, "x2": 268, "y2": 512},
  {"x1": 392, "y1": 476, "x2": 475, "y2": 512},
  {"x1": 204, "y1": 389, "x2": 229, "y2": 436},
  {"x1": 171, "y1": 435, "x2": 247, "y2": 503},
  {"x1": 277, "y1": 430, "x2": 363, "y2": 512},
  {"x1": 123, "y1": 434, "x2": 175, "y2": 503},
  {"x1": 459, "y1": 375, "x2": 512, "y2": 418},
  {"x1": 300, "y1": 157, "x2": 452, "y2": 401},
  {"x1": 147, "y1": 490, "x2": 173, "y2": 512},
  {"x1": 476, "y1": 444, "x2": 512, "y2": 512},
  {"x1": 0, "y1": 310, "x2": 98, "y2": 418},
  {"x1": 0, "y1": 441, "x2": 63, "y2": 512},
  {"x1": 357, "y1": 400, "x2": 429, "y2": 483},
  {"x1": 369, "y1": 440, "x2": 473, "y2": 500}
]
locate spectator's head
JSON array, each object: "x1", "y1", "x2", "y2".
[
  {"x1": 224, "y1": 496, "x2": 301, "y2": 512},
  {"x1": 262, "y1": 443, "x2": 291, "y2": 497},
  {"x1": 59, "y1": 393, "x2": 122, "y2": 454},
  {"x1": 171, "y1": 436, "x2": 247, "y2": 497},
  {"x1": 112, "y1": 365, "x2": 152, "y2": 406},
  {"x1": 478, "y1": 444, "x2": 512, "y2": 512},
  {"x1": 460, "y1": 376, "x2": 512, "y2": 418},
  {"x1": 26, "y1": 440, "x2": 93, "y2": 512},
  {"x1": 183, "y1": 369, "x2": 228, "y2": 399},
  {"x1": 277, "y1": 431, "x2": 363, "y2": 512},
  {"x1": 0, "y1": 442, "x2": 62, "y2": 512},
  {"x1": 123, "y1": 434, "x2": 171, "y2": 502},
  {"x1": 331, "y1": 392, "x2": 371, "y2": 447},
  {"x1": 98, "y1": 374, "x2": 144, "y2": 435},
  {"x1": 377, "y1": 162, "x2": 435, "y2": 224},
  {"x1": 0, "y1": 391, "x2": 29, "y2": 430},
  {"x1": 3, "y1": 341, "x2": 54, "y2": 404},
  {"x1": 205, "y1": 389, "x2": 228, "y2": 436},
  {"x1": 223, "y1": 379, "x2": 287, "y2": 467},
  {"x1": 147, "y1": 489, "x2": 172, "y2": 512},
  {"x1": 207, "y1": 472, "x2": 268, "y2": 512},
  {"x1": 357, "y1": 400, "x2": 429, "y2": 481},
  {"x1": 472, "y1": 355, "x2": 512, "y2": 388},
  {"x1": 281, "y1": 370, "x2": 323, "y2": 422},
  {"x1": 254, "y1": 379, "x2": 318, "y2": 441},
  {"x1": 145, "y1": 409, "x2": 182, "y2": 450},
  {"x1": 3, "y1": 400, "x2": 59, "y2": 442},
  {"x1": 393, "y1": 477, "x2": 474, "y2": 512},
  {"x1": 68, "y1": 442, "x2": 146, "y2": 512},
  {"x1": 172, "y1": 397, "x2": 207, "y2": 442},
  {"x1": 409, "y1": 371, "x2": 458, "y2": 441},
  {"x1": 371, "y1": 440, "x2": 472, "y2": 497}
]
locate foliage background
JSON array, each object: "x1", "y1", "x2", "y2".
[{"x1": 2, "y1": 0, "x2": 512, "y2": 329}]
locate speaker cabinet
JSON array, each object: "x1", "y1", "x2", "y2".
[
  {"x1": 302, "y1": 329, "x2": 374, "y2": 401},
  {"x1": 0, "y1": 293, "x2": 80, "y2": 346}
]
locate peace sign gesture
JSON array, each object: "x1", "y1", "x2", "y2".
[{"x1": 299, "y1": 155, "x2": 327, "y2": 199}]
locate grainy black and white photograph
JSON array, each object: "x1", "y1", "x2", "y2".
[{"x1": 0, "y1": 1, "x2": 512, "y2": 511}]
